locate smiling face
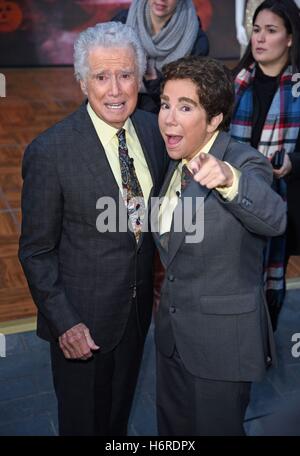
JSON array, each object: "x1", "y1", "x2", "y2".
[
  {"x1": 80, "y1": 46, "x2": 139, "y2": 128},
  {"x1": 251, "y1": 9, "x2": 292, "y2": 75},
  {"x1": 149, "y1": 0, "x2": 178, "y2": 21},
  {"x1": 158, "y1": 79, "x2": 222, "y2": 161}
]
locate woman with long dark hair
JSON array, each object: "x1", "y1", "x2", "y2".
[{"x1": 231, "y1": 0, "x2": 300, "y2": 330}]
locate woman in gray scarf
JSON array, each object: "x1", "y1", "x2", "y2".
[{"x1": 113, "y1": 0, "x2": 209, "y2": 113}]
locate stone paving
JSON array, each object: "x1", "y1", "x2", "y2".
[{"x1": 0, "y1": 289, "x2": 299, "y2": 436}]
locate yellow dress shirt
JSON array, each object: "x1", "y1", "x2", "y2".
[
  {"x1": 87, "y1": 103, "x2": 153, "y2": 206},
  {"x1": 159, "y1": 131, "x2": 241, "y2": 235}
]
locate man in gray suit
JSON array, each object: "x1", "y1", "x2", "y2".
[
  {"x1": 18, "y1": 22, "x2": 167, "y2": 436},
  {"x1": 154, "y1": 56, "x2": 286, "y2": 435}
]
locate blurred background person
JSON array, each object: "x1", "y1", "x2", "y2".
[
  {"x1": 231, "y1": 0, "x2": 300, "y2": 330},
  {"x1": 113, "y1": 0, "x2": 209, "y2": 113},
  {"x1": 235, "y1": 0, "x2": 300, "y2": 56},
  {"x1": 236, "y1": 0, "x2": 265, "y2": 55}
]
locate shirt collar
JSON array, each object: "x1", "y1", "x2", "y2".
[
  {"x1": 182, "y1": 131, "x2": 219, "y2": 166},
  {"x1": 87, "y1": 102, "x2": 133, "y2": 146}
]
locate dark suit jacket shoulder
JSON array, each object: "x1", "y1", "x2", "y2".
[
  {"x1": 27, "y1": 104, "x2": 160, "y2": 148},
  {"x1": 23, "y1": 105, "x2": 168, "y2": 187}
]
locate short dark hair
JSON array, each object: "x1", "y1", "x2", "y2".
[
  {"x1": 233, "y1": 0, "x2": 300, "y2": 77},
  {"x1": 161, "y1": 56, "x2": 234, "y2": 131}
]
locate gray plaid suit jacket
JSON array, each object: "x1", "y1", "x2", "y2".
[
  {"x1": 19, "y1": 102, "x2": 168, "y2": 351},
  {"x1": 153, "y1": 131, "x2": 287, "y2": 382}
]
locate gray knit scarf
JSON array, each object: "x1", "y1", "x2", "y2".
[{"x1": 126, "y1": 0, "x2": 199, "y2": 71}]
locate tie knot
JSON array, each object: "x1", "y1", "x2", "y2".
[
  {"x1": 181, "y1": 164, "x2": 193, "y2": 191},
  {"x1": 117, "y1": 128, "x2": 126, "y2": 143},
  {"x1": 117, "y1": 128, "x2": 128, "y2": 155}
]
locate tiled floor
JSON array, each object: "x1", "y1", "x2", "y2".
[{"x1": 0, "y1": 289, "x2": 300, "y2": 436}]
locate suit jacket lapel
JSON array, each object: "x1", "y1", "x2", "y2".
[
  {"x1": 72, "y1": 102, "x2": 121, "y2": 203},
  {"x1": 157, "y1": 158, "x2": 209, "y2": 266},
  {"x1": 151, "y1": 160, "x2": 179, "y2": 248},
  {"x1": 160, "y1": 160, "x2": 179, "y2": 198},
  {"x1": 71, "y1": 103, "x2": 136, "y2": 244},
  {"x1": 131, "y1": 110, "x2": 164, "y2": 246},
  {"x1": 131, "y1": 110, "x2": 158, "y2": 197},
  {"x1": 167, "y1": 131, "x2": 231, "y2": 266},
  {"x1": 207, "y1": 131, "x2": 231, "y2": 162},
  {"x1": 167, "y1": 179, "x2": 209, "y2": 267}
]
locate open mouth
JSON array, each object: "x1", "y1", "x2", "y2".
[
  {"x1": 166, "y1": 134, "x2": 183, "y2": 147},
  {"x1": 105, "y1": 102, "x2": 125, "y2": 110}
]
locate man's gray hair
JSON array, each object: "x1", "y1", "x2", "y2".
[{"x1": 74, "y1": 21, "x2": 146, "y2": 84}]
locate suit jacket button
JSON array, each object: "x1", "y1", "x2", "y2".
[
  {"x1": 242, "y1": 197, "x2": 253, "y2": 208},
  {"x1": 266, "y1": 356, "x2": 272, "y2": 366},
  {"x1": 170, "y1": 306, "x2": 176, "y2": 313},
  {"x1": 168, "y1": 275, "x2": 175, "y2": 282}
]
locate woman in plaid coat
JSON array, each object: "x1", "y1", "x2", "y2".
[{"x1": 231, "y1": 0, "x2": 300, "y2": 330}]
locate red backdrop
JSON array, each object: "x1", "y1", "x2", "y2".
[{"x1": 0, "y1": 0, "x2": 238, "y2": 66}]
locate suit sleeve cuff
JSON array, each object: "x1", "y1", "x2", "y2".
[{"x1": 216, "y1": 162, "x2": 241, "y2": 201}]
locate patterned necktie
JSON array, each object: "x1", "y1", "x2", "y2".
[
  {"x1": 181, "y1": 164, "x2": 193, "y2": 192},
  {"x1": 117, "y1": 128, "x2": 145, "y2": 242}
]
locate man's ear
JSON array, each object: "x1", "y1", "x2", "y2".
[
  {"x1": 80, "y1": 79, "x2": 87, "y2": 96},
  {"x1": 207, "y1": 113, "x2": 223, "y2": 133}
]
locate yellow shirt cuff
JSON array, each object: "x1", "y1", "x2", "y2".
[{"x1": 216, "y1": 162, "x2": 241, "y2": 201}]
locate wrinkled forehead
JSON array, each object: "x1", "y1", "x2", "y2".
[{"x1": 87, "y1": 45, "x2": 137, "y2": 72}]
